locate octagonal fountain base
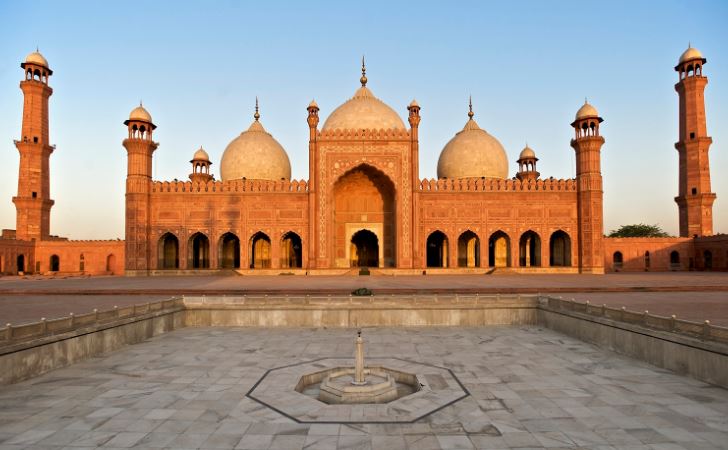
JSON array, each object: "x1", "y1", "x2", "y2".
[{"x1": 297, "y1": 366, "x2": 418, "y2": 404}]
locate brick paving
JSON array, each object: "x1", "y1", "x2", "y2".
[{"x1": 1, "y1": 273, "x2": 726, "y2": 326}]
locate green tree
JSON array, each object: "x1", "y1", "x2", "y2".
[{"x1": 607, "y1": 224, "x2": 670, "y2": 238}]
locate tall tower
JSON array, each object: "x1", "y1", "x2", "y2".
[
  {"x1": 123, "y1": 104, "x2": 158, "y2": 274},
  {"x1": 13, "y1": 50, "x2": 55, "y2": 241},
  {"x1": 674, "y1": 46, "x2": 715, "y2": 237},
  {"x1": 571, "y1": 101, "x2": 605, "y2": 274}
]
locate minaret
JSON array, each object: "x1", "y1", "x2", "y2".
[
  {"x1": 123, "y1": 103, "x2": 158, "y2": 273},
  {"x1": 13, "y1": 50, "x2": 55, "y2": 241},
  {"x1": 189, "y1": 147, "x2": 213, "y2": 183},
  {"x1": 570, "y1": 100, "x2": 605, "y2": 274},
  {"x1": 674, "y1": 45, "x2": 715, "y2": 237},
  {"x1": 306, "y1": 98, "x2": 320, "y2": 270},
  {"x1": 516, "y1": 144, "x2": 539, "y2": 181}
]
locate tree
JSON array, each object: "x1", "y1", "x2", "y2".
[{"x1": 607, "y1": 224, "x2": 670, "y2": 238}]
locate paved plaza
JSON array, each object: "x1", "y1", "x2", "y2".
[
  {"x1": 1, "y1": 326, "x2": 727, "y2": 449},
  {"x1": 1, "y1": 273, "x2": 727, "y2": 326}
]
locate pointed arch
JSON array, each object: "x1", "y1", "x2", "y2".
[
  {"x1": 488, "y1": 231, "x2": 511, "y2": 267},
  {"x1": 158, "y1": 233, "x2": 179, "y2": 269},
  {"x1": 426, "y1": 231, "x2": 448, "y2": 268},
  {"x1": 16, "y1": 254, "x2": 25, "y2": 273},
  {"x1": 106, "y1": 254, "x2": 117, "y2": 274},
  {"x1": 281, "y1": 231, "x2": 302, "y2": 269},
  {"x1": 350, "y1": 229, "x2": 378, "y2": 267},
  {"x1": 219, "y1": 232, "x2": 241, "y2": 269},
  {"x1": 549, "y1": 230, "x2": 572, "y2": 267},
  {"x1": 188, "y1": 232, "x2": 210, "y2": 269},
  {"x1": 519, "y1": 230, "x2": 541, "y2": 267},
  {"x1": 50, "y1": 254, "x2": 60, "y2": 272},
  {"x1": 250, "y1": 231, "x2": 271, "y2": 269},
  {"x1": 457, "y1": 230, "x2": 480, "y2": 268}
]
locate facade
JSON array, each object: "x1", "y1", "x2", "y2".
[{"x1": 0, "y1": 48, "x2": 725, "y2": 276}]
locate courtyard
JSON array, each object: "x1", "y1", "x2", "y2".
[{"x1": 1, "y1": 326, "x2": 727, "y2": 449}]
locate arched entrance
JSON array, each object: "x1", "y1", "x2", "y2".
[
  {"x1": 250, "y1": 232, "x2": 271, "y2": 268},
  {"x1": 50, "y1": 255, "x2": 60, "y2": 272},
  {"x1": 457, "y1": 231, "x2": 480, "y2": 268},
  {"x1": 549, "y1": 230, "x2": 572, "y2": 267},
  {"x1": 79, "y1": 254, "x2": 85, "y2": 272},
  {"x1": 704, "y1": 250, "x2": 713, "y2": 270},
  {"x1": 613, "y1": 251, "x2": 623, "y2": 270},
  {"x1": 426, "y1": 231, "x2": 448, "y2": 268},
  {"x1": 219, "y1": 233, "x2": 241, "y2": 269},
  {"x1": 106, "y1": 254, "x2": 116, "y2": 274},
  {"x1": 333, "y1": 164, "x2": 395, "y2": 268},
  {"x1": 158, "y1": 233, "x2": 179, "y2": 269},
  {"x1": 670, "y1": 251, "x2": 680, "y2": 270},
  {"x1": 350, "y1": 230, "x2": 378, "y2": 267},
  {"x1": 488, "y1": 231, "x2": 511, "y2": 267},
  {"x1": 17, "y1": 254, "x2": 25, "y2": 273},
  {"x1": 188, "y1": 233, "x2": 210, "y2": 269},
  {"x1": 519, "y1": 231, "x2": 541, "y2": 267},
  {"x1": 281, "y1": 232, "x2": 302, "y2": 269}
]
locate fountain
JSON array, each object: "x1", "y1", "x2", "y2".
[{"x1": 295, "y1": 330, "x2": 420, "y2": 404}]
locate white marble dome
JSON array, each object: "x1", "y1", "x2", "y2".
[
  {"x1": 575, "y1": 101, "x2": 599, "y2": 121},
  {"x1": 679, "y1": 46, "x2": 704, "y2": 64},
  {"x1": 220, "y1": 118, "x2": 291, "y2": 181},
  {"x1": 129, "y1": 105, "x2": 153, "y2": 123},
  {"x1": 437, "y1": 112, "x2": 508, "y2": 180},
  {"x1": 322, "y1": 85, "x2": 405, "y2": 131},
  {"x1": 24, "y1": 51, "x2": 49, "y2": 68},
  {"x1": 192, "y1": 147, "x2": 210, "y2": 162}
]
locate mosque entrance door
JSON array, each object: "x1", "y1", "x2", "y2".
[{"x1": 350, "y1": 230, "x2": 379, "y2": 267}]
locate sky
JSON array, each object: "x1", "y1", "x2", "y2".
[{"x1": 0, "y1": 0, "x2": 727, "y2": 240}]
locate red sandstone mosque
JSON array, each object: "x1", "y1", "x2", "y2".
[{"x1": 1, "y1": 48, "x2": 726, "y2": 275}]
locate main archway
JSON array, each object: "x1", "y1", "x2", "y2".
[
  {"x1": 333, "y1": 164, "x2": 395, "y2": 268},
  {"x1": 350, "y1": 229, "x2": 378, "y2": 267}
]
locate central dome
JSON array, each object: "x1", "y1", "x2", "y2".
[
  {"x1": 220, "y1": 106, "x2": 291, "y2": 182},
  {"x1": 322, "y1": 66, "x2": 405, "y2": 131},
  {"x1": 437, "y1": 104, "x2": 509, "y2": 180}
]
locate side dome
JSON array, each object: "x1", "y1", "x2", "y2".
[
  {"x1": 24, "y1": 50, "x2": 49, "y2": 68},
  {"x1": 322, "y1": 63, "x2": 405, "y2": 131},
  {"x1": 220, "y1": 106, "x2": 291, "y2": 181},
  {"x1": 437, "y1": 103, "x2": 508, "y2": 180}
]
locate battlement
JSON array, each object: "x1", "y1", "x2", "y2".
[
  {"x1": 317, "y1": 128, "x2": 411, "y2": 140},
  {"x1": 151, "y1": 178, "x2": 309, "y2": 194},
  {"x1": 417, "y1": 177, "x2": 577, "y2": 192}
]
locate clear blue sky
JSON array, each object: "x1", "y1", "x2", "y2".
[{"x1": 1, "y1": 1, "x2": 726, "y2": 239}]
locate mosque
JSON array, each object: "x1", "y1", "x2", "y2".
[{"x1": 0, "y1": 48, "x2": 725, "y2": 275}]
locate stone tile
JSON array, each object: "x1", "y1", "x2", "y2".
[
  {"x1": 436, "y1": 435, "x2": 475, "y2": 449},
  {"x1": 236, "y1": 434, "x2": 275, "y2": 449}
]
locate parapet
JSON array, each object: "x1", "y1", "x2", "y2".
[
  {"x1": 418, "y1": 177, "x2": 576, "y2": 192},
  {"x1": 317, "y1": 128, "x2": 411, "y2": 140},
  {"x1": 151, "y1": 178, "x2": 309, "y2": 194}
]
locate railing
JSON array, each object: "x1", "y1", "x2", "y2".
[
  {"x1": 541, "y1": 295, "x2": 728, "y2": 344},
  {"x1": 151, "y1": 179, "x2": 309, "y2": 194},
  {"x1": 0, "y1": 298, "x2": 184, "y2": 346},
  {"x1": 183, "y1": 293, "x2": 537, "y2": 306}
]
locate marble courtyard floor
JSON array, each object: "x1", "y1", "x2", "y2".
[{"x1": 1, "y1": 327, "x2": 727, "y2": 449}]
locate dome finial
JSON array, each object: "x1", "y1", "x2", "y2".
[
  {"x1": 468, "y1": 95, "x2": 474, "y2": 120},
  {"x1": 360, "y1": 55, "x2": 367, "y2": 87},
  {"x1": 254, "y1": 97, "x2": 260, "y2": 121}
]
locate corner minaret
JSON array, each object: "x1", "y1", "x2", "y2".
[
  {"x1": 13, "y1": 50, "x2": 55, "y2": 241},
  {"x1": 123, "y1": 103, "x2": 158, "y2": 273},
  {"x1": 674, "y1": 45, "x2": 715, "y2": 237},
  {"x1": 571, "y1": 100, "x2": 605, "y2": 274}
]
